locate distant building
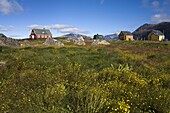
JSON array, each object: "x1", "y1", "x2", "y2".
[
  {"x1": 29, "y1": 28, "x2": 52, "y2": 39},
  {"x1": 118, "y1": 31, "x2": 133, "y2": 40},
  {"x1": 148, "y1": 30, "x2": 165, "y2": 41},
  {"x1": 93, "y1": 34, "x2": 104, "y2": 40}
]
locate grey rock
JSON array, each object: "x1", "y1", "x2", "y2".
[
  {"x1": 73, "y1": 36, "x2": 86, "y2": 45},
  {"x1": 43, "y1": 38, "x2": 64, "y2": 46},
  {"x1": 92, "y1": 39, "x2": 110, "y2": 45},
  {"x1": 0, "y1": 34, "x2": 20, "y2": 47}
]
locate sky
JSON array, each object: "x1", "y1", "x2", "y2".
[{"x1": 0, "y1": 0, "x2": 170, "y2": 39}]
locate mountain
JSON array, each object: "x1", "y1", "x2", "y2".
[
  {"x1": 0, "y1": 33, "x2": 20, "y2": 47},
  {"x1": 63, "y1": 33, "x2": 91, "y2": 39},
  {"x1": 133, "y1": 22, "x2": 170, "y2": 40},
  {"x1": 63, "y1": 33, "x2": 119, "y2": 40},
  {"x1": 104, "y1": 34, "x2": 118, "y2": 40}
]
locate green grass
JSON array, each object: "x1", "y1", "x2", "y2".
[{"x1": 0, "y1": 40, "x2": 170, "y2": 113}]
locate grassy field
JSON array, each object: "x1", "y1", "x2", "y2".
[{"x1": 0, "y1": 39, "x2": 170, "y2": 113}]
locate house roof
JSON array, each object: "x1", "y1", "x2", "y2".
[
  {"x1": 120, "y1": 31, "x2": 133, "y2": 35},
  {"x1": 151, "y1": 30, "x2": 164, "y2": 36},
  {"x1": 32, "y1": 29, "x2": 52, "y2": 35}
]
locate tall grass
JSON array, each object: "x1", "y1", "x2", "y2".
[{"x1": 0, "y1": 40, "x2": 170, "y2": 112}]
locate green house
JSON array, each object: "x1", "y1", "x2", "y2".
[
  {"x1": 30, "y1": 28, "x2": 52, "y2": 39},
  {"x1": 93, "y1": 34, "x2": 104, "y2": 40}
]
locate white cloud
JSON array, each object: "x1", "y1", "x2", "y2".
[
  {"x1": 151, "y1": 1, "x2": 165, "y2": 12},
  {"x1": 163, "y1": 0, "x2": 170, "y2": 5},
  {"x1": 142, "y1": 0, "x2": 149, "y2": 7},
  {"x1": 0, "y1": 25, "x2": 14, "y2": 31},
  {"x1": 58, "y1": 27, "x2": 89, "y2": 34},
  {"x1": 9, "y1": 35, "x2": 23, "y2": 38},
  {"x1": 142, "y1": 0, "x2": 170, "y2": 12},
  {"x1": 27, "y1": 24, "x2": 44, "y2": 29},
  {"x1": 0, "y1": 0, "x2": 23, "y2": 14},
  {"x1": 111, "y1": 30, "x2": 120, "y2": 35},
  {"x1": 142, "y1": 0, "x2": 170, "y2": 22},
  {"x1": 100, "y1": 0, "x2": 105, "y2": 5},
  {"x1": 142, "y1": 0, "x2": 160, "y2": 7},
  {"x1": 27, "y1": 24, "x2": 89, "y2": 34},
  {"x1": 48, "y1": 24, "x2": 71, "y2": 29},
  {"x1": 152, "y1": 1, "x2": 160, "y2": 7},
  {"x1": 151, "y1": 14, "x2": 170, "y2": 23},
  {"x1": 27, "y1": 24, "x2": 71, "y2": 29}
]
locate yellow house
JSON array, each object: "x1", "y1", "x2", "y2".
[
  {"x1": 119, "y1": 31, "x2": 134, "y2": 40},
  {"x1": 148, "y1": 30, "x2": 165, "y2": 41}
]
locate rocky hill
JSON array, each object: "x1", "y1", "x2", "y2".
[
  {"x1": 63, "y1": 33, "x2": 119, "y2": 40},
  {"x1": 133, "y1": 22, "x2": 170, "y2": 40},
  {"x1": 104, "y1": 34, "x2": 118, "y2": 40},
  {"x1": 0, "y1": 33, "x2": 20, "y2": 47}
]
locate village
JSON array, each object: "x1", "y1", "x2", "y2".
[
  {"x1": 1, "y1": 21, "x2": 170, "y2": 48},
  {"x1": 1, "y1": 21, "x2": 169, "y2": 48},
  {"x1": 0, "y1": 29, "x2": 167, "y2": 48},
  {"x1": 29, "y1": 28, "x2": 166, "y2": 41},
  {"x1": 23, "y1": 27, "x2": 166, "y2": 47}
]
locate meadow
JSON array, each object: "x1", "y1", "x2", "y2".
[{"x1": 0, "y1": 39, "x2": 170, "y2": 113}]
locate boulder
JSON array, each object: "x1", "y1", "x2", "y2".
[
  {"x1": 92, "y1": 39, "x2": 110, "y2": 45},
  {"x1": 43, "y1": 38, "x2": 64, "y2": 46},
  {"x1": 0, "y1": 40, "x2": 5, "y2": 45},
  {"x1": 54, "y1": 39, "x2": 64, "y2": 46},
  {"x1": 73, "y1": 36, "x2": 86, "y2": 45},
  {"x1": 43, "y1": 38, "x2": 55, "y2": 45},
  {"x1": 0, "y1": 33, "x2": 20, "y2": 47}
]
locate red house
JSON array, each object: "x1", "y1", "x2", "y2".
[{"x1": 29, "y1": 28, "x2": 52, "y2": 39}]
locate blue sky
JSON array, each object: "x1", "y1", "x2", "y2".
[{"x1": 0, "y1": 0, "x2": 170, "y2": 39}]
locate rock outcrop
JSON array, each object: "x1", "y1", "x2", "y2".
[
  {"x1": 0, "y1": 34, "x2": 20, "y2": 47},
  {"x1": 92, "y1": 39, "x2": 110, "y2": 45},
  {"x1": 73, "y1": 36, "x2": 86, "y2": 45},
  {"x1": 43, "y1": 38, "x2": 64, "y2": 46}
]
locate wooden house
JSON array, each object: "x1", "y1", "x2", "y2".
[
  {"x1": 118, "y1": 31, "x2": 133, "y2": 40},
  {"x1": 148, "y1": 30, "x2": 165, "y2": 41},
  {"x1": 29, "y1": 28, "x2": 52, "y2": 39}
]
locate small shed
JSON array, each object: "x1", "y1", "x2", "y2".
[
  {"x1": 30, "y1": 28, "x2": 52, "y2": 39},
  {"x1": 148, "y1": 30, "x2": 165, "y2": 41},
  {"x1": 118, "y1": 31, "x2": 133, "y2": 40},
  {"x1": 93, "y1": 34, "x2": 104, "y2": 40}
]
